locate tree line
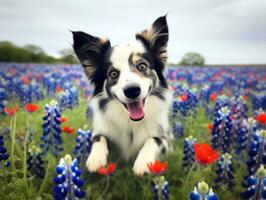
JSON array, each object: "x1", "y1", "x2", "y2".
[
  {"x1": 0, "y1": 41, "x2": 78, "y2": 64},
  {"x1": 0, "y1": 41, "x2": 205, "y2": 66}
]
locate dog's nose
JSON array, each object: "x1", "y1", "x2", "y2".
[{"x1": 123, "y1": 84, "x2": 141, "y2": 99}]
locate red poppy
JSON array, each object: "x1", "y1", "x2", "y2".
[
  {"x1": 4, "y1": 106, "x2": 19, "y2": 116},
  {"x1": 59, "y1": 117, "x2": 68, "y2": 123},
  {"x1": 25, "y1": 103, "x2": 39, "y2": 113},
  {"x1": 194, "y1": 143, "x2": 220, "y2": 165},
  {"x1": 209, "y1": 93, "x2": 218, "y2": 102},
  {"x1": 21, "y1": 76, "x2": 31, "y2": 84},
  {"x1": 180, "y1": 94, "x2": 188, "y2": 102},
  {"x1": 147, "y1": 160, "x2": 168, "y2": 176},
  {"x1": 55, "y1": 86, "x2": 63, "y2": 93},
  {"x1": 208, "y1": 123, "x2": 214, "y2": 133},
  {"x1": 62, "y1": 126, "x2": 75, "y2": 134},
  {"x1": 98, "y1": 163, "x2": 117, "y2": 176},
  {"x1": 256, "y1": 113, "x2": 266, "y2": 125}
]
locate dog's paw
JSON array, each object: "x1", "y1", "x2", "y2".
[
  {"x1": 133, "y1": 154, "x2": 155, "y2": 176},
  {"x1": 86, "y1": 152, "x2": 107, "y2": 172},
  {"x1": 86, "y1": 139, "x2": 108, "y2": 172}
]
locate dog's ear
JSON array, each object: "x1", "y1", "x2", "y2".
[
  {"x1": 136, "y1": 15, "x2": 168, "y2": 69},
  {"x1": 72, "y1": 31, "x2": 111, "y2": 83}
]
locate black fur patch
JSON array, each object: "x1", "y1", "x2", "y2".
[
  {"x1": 91, "y1": 134, "x2": 111, "y2": 151},
  {"x1": 150, "y1": 87, "x2": 166, "y2": 100},
  {"x1": 99, "y1": 98, "x2": 110, "y2": 111},
  {"x1": 153, "y1": 137, "x2": 162, "y2": 146},
  {"x1": 72, "y1": 31, "x2": 112, "y2": 96},
  {"x1": 130, "y1": 131, "x2": 134, "y2": 144},
  {"x1": 161, "y1": 147, "x2": 166, "y2": 154}
]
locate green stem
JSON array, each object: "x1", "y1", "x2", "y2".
[
  {"x1": 184, "y1": 162, "x2": 197, "y2": 190},
  {"x1": 157, "y1": 177, "x2": 162, "y2": 200},
  {"x1": 38, "y1": 161, "x2": 51, "y2": 195},
  {"x1": 97, "y1": 176, "x2": 110, "y2": 200},
  {"x1": 1, "y1": 167, "x2": 7, "y2": 187},
  {"x1": 10, "y1": 115, "x2": 16, "y2": 171},
  {"x1": 23, "y1": 114, "x2": 30, "y2": 189}
]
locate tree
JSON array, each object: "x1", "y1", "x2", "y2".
[
  {"x1": 59, "y1": 48, "x2": 78, "y2": 64},
  {"x1": 180, "y1": 52, "x2": 205, "y2": 66}
]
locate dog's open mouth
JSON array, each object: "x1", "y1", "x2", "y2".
[{"x1": 123, "y1": 99, "x2": 145, "y2": 121}]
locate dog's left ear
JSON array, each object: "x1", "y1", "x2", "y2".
[{"x1": 136, "y1": 15, "x2": 169, "y2": 69}]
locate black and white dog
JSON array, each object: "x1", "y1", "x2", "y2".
[{"x1": 72, "y1": 15, "x2": 172, "y2": 176}]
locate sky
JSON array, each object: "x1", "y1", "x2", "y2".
[{"x1": 0, "y1": 0, "x2": 266, "y2": 64}]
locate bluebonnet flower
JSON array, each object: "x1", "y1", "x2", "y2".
[
  {"x1": 246, "y1": 130, "x2": 266, "y2": 175},
  {"x1": 172, "y1": 121, "x2": 184, "y2": 139},
  {"x1": 54, "y1": 154, "x2": 86, "y2": 199},
  {"x1": 215, "y1": 153, "x2": 234, "y2": 188},
  {"x1": 27, "y1": 145, "x2": 45, "y2": 178},
  {"x1": 73, "y1": 126, "x2": 92, "y2": 167},
  {"x1": 0, "y1": 87, "x2": 7, "y2": 114},
  {"x1": 190, "y1": 181, "x2": 218, "y2": 200},
  {"x1": 40, "y1": 100, "x2": 63, "y2": 158},
  {"x1": 211, "y1": 106, "x2": 232, "y2": 153},
  {"x1": 152, "y1": 176, "x2": 169, "y2": 200},
  {"x1": 183, "y1": 136, "x2": 197, "y2": 171},
  {"x1": 18, "y1": 81, "x2": 44, "y2": 105},
  {"x1": 0, "y1": 134, "x2": 10, "y2": 168},
  {"x1": 57, "y1": 87, "x2": 79, "y2": 111},
  {"x1": 241, "y1": 165, "x2": 266, "y2": 200},
  {"x1": 162, "y1": 181, "x2": 169, "y2": 200}
]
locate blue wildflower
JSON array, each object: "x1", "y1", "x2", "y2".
[
  {"x1": 183, "y1": 136, "x2": 197, "y2": 171},
  {"x1": 246, "y1": 130, "x2": 266, "y2": 175},
  {"x1": 54, "y1": 154, "x2": 86, "y2": 199},
  {"x1": 215, "y1": 153, "x2": 234, "y2": 188},
  {"x1": 152, "y1": 176, "x2": 169, "y2": 200},
  {"x1": 0, "y1": 134, "x2": 10, "y2": 168},
  {"x1": 190, "y1": 181, "x2": 218, "y2": 200},
  {"x1": 40, "y1": 100, "x2": 63, "y2": 158},
  {"x1": 27, "y1": 145, "x2": 45, "y2": 179},
  {"x1": 241, "y1": 165, "x2": 266, "y2": 200},
  {"x1": 73, "y1": 126, "x2": 92, "y2": 167},
  {"x1": 211, "y1": 106, "x2": 232, "y2": 153}
]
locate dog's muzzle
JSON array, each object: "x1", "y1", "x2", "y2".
[{"x1": 123, "y1": 84, "x2": 145, "y2": 121}]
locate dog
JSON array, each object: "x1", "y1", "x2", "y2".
[{"x1": 72, "y1": 15, "x2": 172, "y2": 176}]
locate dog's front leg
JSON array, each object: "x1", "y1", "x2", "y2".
[
  {"x1": 133, "y1": 137, "x2": 169, "y2": 176},
  {"x1": 86, "y1": 135, "x2": 109, "y2": 172}
]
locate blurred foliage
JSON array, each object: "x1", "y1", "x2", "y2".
[
  {"x1": 179, "y1": 52, "x2": 205, "y2": 66},
  {"x1": 59, "y1": 48, "x2": 78, "y2": 64},
  {"x1": 0, "y1": 41, "x2": 78, "y2": 64}
]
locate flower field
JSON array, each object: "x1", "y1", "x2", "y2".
[{"x1": 0, "y1": 63, "x2": 266, "y2": 200}]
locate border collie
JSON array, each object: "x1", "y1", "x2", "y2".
[{"x1": 72, "y1": 15, "x2": 172, "y2": 176}]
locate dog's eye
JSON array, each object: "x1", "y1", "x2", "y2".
[
  {"x1": 136, "y1": 63, "x2": 147, "y2": 71},
  {"x1": 109, "y1": 70, "x2": 119, "y2": 79}
]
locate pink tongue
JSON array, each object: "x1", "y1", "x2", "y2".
[{"x1": 127, "y1": 101, "x2": 144, "y2": 120}]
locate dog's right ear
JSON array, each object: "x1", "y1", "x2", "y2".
[{"x1": 72, "y1": 31, "x2": 111, "y2": 83}]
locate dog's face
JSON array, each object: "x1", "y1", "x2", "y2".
[{"x1": 73, "y1": 16, "x2": 168, "y2": 121}]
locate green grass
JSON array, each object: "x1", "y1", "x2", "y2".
[{"x1": 0, "y1": 96, "x2": 248, "y2": 200}]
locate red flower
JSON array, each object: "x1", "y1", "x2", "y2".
[
  {"x1": 4, "y1": 106, "x2": 19, "y2": 116},
  {"x1": 256, "y1": 113, "x2": 266, "y2": 125},
  {"x1": 55, "y1": 86, "x2": 63, "y2": 93},
  {"x1": 59, "y1": 116, "x2": 68, "y2": 123},
  {"x1": 209, "y1": 93, "x2": 218, "y2": 102},
  {"x1": 194, "y1": 143, "x2": 220, "y2": 165},
  {"x1": 208, "y1": 123, "x2": 214, "y2": 133},
  {"x1": 25, "y1": 103, "x2": 39, "y2": 113},
  {"x1": 62, "y1": 126, "x2": 75, "y2": 134},
  {"x1": 180, "y1": 94, "x2": 188, "y2": 102},
  {"x1": 98, "y1": 163, "x2": 117, "y2": 176},
  {"x1": 147, "y1": 160, "x2": 168, "y2": 176}
]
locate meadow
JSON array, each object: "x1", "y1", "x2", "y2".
[{"x1": 0, "y1": 63, "x2": 266, "y2": 200}]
